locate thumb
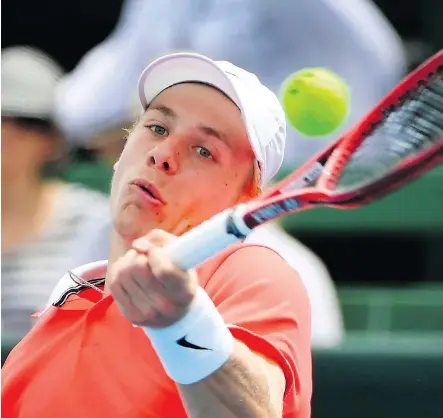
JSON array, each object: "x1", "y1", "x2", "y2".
[{"x1": 132, "y1": 229, "x2": 177, "y2": 252}]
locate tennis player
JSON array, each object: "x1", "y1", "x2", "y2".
[{"x1": 2, "y1": 53, "x2": 312, "y2": 418}]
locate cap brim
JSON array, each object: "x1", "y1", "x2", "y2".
[{"x1": 138, "y1": 53, "x2": 244, "y2": 112}]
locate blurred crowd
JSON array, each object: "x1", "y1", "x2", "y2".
[{"x1": 2, "y1": 0, "x2": 410, "y2": 345}]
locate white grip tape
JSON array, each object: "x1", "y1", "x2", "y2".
[
  {"x1": 164, "y1": 205, "x2": 251, "y2": 271},
  {"x1": 143, "y1": 287, "x2": 234, "y2": 384}
]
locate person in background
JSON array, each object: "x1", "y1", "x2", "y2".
[
  {"x1": 191, "y1": 0, "x2": 408, "y2": 167},
  {"x1": 55, "y1": 0, "x2": 407, "y2": 167},
  {"x1": 1, "y1": 46, "x2": 111, "y2": 340},
  {"x1": 59, "y1": 92, "x2": 345, "y2": 348}
]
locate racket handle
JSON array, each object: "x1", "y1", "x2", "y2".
[{"x1": 164, "y1": 204, "x2": 251, "y2": 270}]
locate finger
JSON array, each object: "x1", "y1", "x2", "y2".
[
  {"x1": 121, "y1": 275, "x2": 180, "y2": 327},
  {"x1": 132, "y1": 229, "x2": 174, "y2": 253},
  {"x1": 119, "y1": 254, "x2": 158, "y2": 311},
  {"x1": 148, "y1": 247, "x2": 194, "y2": 304},
  {"x1": 111, "y1": 280, "x2": 147, "y2": 323},
  {"x1": 110, "y1": 251, "x2": 150, "y2": 318},
  {"x1": 132, "y1": 237, "x2": 152, "y2": 253},
  {"x1": 128, "y1": 254, "x2": 177, "y2": 314},
  {"x1": 123, "y1": 253, "x2": 179, "y2": 320},
  {"x1": 128, "y1": 252, "x2": 154, "y2": 293},
  {"x1": 146, "y1": 229, "x2": 177, "y2": 248}
]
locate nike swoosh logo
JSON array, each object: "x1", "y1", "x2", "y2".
[{"x1": 176, "y1": 336, "x2": 211, "y2": 351}]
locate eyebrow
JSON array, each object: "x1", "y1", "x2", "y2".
[
  {"x1": 196, "y1": 124, "x2": 228, "y2": 144},
  {"x1": 148, "y1": 104, "x2": 229, "y2": 144},
  {"x1": 148, "y1": 104, "x2": 177, "y2": 119}
]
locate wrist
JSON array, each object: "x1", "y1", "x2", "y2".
[{"x1": 142, "y1": 287, "x2": 234, "y2": 384}]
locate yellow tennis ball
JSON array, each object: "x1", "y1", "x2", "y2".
[{"x1": 280, "y1": 67, "x2": 350, "y2": 136}]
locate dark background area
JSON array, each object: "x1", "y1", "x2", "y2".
[{"x1": 3, "y1": 0, "x2": 443, "y2": 71}]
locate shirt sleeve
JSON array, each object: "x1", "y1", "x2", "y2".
[{"x1": 203, "y1": 244, "x2": 312, "y2": 415}]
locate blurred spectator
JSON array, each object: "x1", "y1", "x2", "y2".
[
  {"x1": 55, "y1": 0, "x2": 407, "y2": 168},
  {"x1": 1, "y1": 47, "x2": 111, "y2": 339},
  {"x1": 192, "y1": 0, "x2": 408, "y2": 168}
]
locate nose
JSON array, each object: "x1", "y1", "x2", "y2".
[{"x1": 146, "y1": 140, "x2": 179, "y2": 174}]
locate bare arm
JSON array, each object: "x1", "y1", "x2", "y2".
[{"x1": 178, "y1": 339, "x2": 286, "y2": 418}]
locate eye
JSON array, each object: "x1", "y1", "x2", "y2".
[
  {"x1": 149, "y1": 125, "x2": 168, "y2": 136},
  {"x1": 195, "y1": 146, "x2": 213, "y2": 159}
]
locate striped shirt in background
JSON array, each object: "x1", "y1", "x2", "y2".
[{"x1": 1, "y1": 184, "x2": 111, "y2": 340}]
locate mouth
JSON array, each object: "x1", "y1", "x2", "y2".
[{"x1": 130, "y1": 180, "x2": 166, "y2": 206}]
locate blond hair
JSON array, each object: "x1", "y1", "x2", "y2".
[{"x1": 243, "y1": 160, "x2": 262, "y2": 199}]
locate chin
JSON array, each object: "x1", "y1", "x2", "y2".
[{"x1": 113, "y1": 206, "x2": 158, "y2": 243}]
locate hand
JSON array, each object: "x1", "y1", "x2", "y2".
[{"x1": 109, "y1": 229, "x2": 198, "y2": 328}]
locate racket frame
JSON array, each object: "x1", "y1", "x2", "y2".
[{"x1": 164, "y1": 50, "x2": 443, "y2": 270}]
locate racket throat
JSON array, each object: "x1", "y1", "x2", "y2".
[{"x1": 227, "y1": 204, "x2": 252, "y2": 239}]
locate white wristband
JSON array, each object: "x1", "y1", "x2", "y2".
[{"x1": 142, "y1": 287, "x2": 234, "y2": 384}]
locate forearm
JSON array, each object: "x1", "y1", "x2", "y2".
[
  {"x1": 140, "y1": 285, "x2": 286, "y2": 417},
  {"x1": 178, "y1": 340, "x2": 282, "y2": 418}
]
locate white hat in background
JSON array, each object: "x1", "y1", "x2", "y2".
[
  {"x1": 1, "y1": 46, "x2": 64, "y2": 121},
  {"x1": 138, "y1": 52, "x2": 287, "y2": 186}
]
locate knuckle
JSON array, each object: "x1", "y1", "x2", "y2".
[
  {"x1": 147, "y1": 229, "x2": 174, "y2": 247},
  {"x1": 140, "y1": 304, "x2": 155, "y2": 320},
  {"x1": 121, "y1": 306, "x2": 139, "y2": 322},
  {"x1": 108, "y1": 281, "x2": 118, "y2": 294},
  {"x1": 114, "y1": 255, "x2": 133, "y2": 274},
  {"x1": 134, "y1": 254, "x2": 149, "y2": 271},
  {"x1": 147, "y1": 229, "x2": 166, "y2": 242},
  {"x1": 148, "y1": 228, "x2": 164, "y2": 237},
  {"x1": 157, "y1": 264, "x2": 176, "y2": 280},
  {"x1": 178, "y1": 285, "x2": 195, "y2": 304}
]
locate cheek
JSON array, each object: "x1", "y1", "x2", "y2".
[
  {"x1": 118, "y1": 137, "x2": 140, "y2": 167},
  {"x1": 111, "y1": 135, "x2": 146, "y2": 185},
  {"x1": 190, "y1": 168, "x2": 246, "y2": 210}
]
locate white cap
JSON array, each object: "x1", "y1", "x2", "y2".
[
  {"x1": 138, "y1": 53, "x2": 286, "y2": 186},
  {"x1": 2, "y1": 46, "x2": 64, "y2": 121}
]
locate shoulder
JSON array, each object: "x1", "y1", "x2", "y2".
[
  {"x1": 198, "y1": 241, "x2": 298, "y2": 283},
  {"x1": 223, "y1": 243, "x2": 297, "y2": 276},
  {"x1": 199, "y1": 242, "x2": 309, "y2": 312}
]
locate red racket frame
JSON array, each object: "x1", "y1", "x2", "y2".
[{"x1": 243, "y1": 50, "x2": 443, "y2": 229}]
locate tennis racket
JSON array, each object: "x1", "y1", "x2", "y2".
[{"x1": 164, "y1": 50, "x2": 443, "y2": 271}]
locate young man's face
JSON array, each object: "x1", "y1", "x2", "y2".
[{"x1": 110, "y1": 82, "x2": 256, "y2": 242}]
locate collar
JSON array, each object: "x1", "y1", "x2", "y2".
[{"x1": 35, "y1": 260, "x2": 109, "y2": 318}]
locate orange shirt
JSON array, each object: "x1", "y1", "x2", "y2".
[{"x1": 2, "y1": 244, "x2": 312, "y2": 418}]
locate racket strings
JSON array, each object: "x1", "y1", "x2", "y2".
[
  {"x1": 337, "y1": 68, "x2": 443, "y2": 188},
  {"x1": 391, "y1": 75, "x2": 443, "y2": 151}
]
